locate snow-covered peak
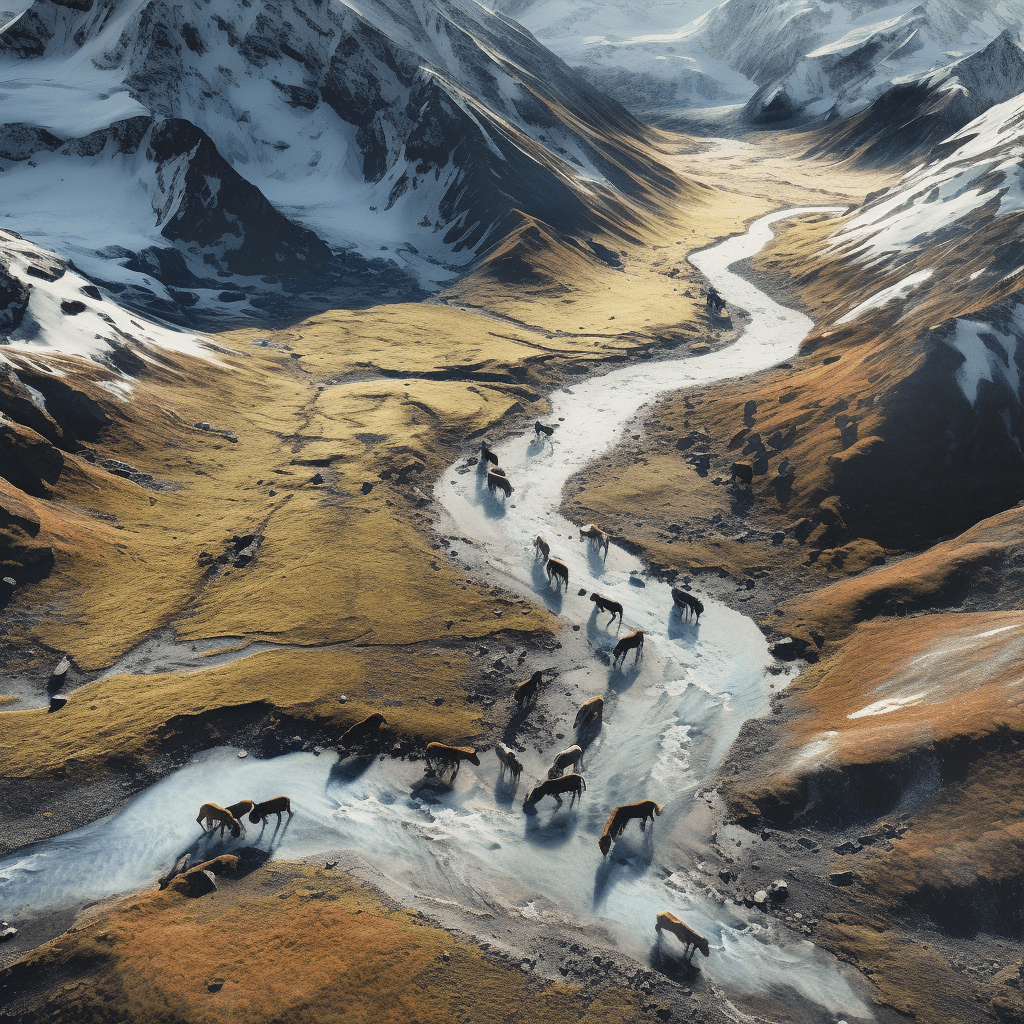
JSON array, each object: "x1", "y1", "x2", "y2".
[
  {"x1": 490, "y1": 0, "x2": 1024, "y2": 122},
  {"x1": 1, "y1": 0, "x2": 671, "y2": 329}
]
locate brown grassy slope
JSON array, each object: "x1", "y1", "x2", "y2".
[
  {"x1": 1, "y1": 311, "x2": 572, "y2": 778},
  {"x1": 0, "y1": 861, "x2": 642, "y2": 1024}
]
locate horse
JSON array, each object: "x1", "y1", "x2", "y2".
[
  {"x1": 340, "y1": 712, "x2": 388, "y2": 749},
  {"x1": 523, "y1": 773, "x2": 586, "y2": 809},
  {"x1": 579, "y1": 524, "x2": 610, "y2": 556},
  {"x1": 534, "y1": 535, "x2": 550, "y2": 561},
  {"x1": 671, "y1": 588, "x2": 704, "y2": 621},
  {"x1": 196, "y1": 803, "x2": 241, "y2": 838},
  {"x1": 534, "y1": 421, "x2": 555, "y2": 438},
  {"x1": 480, "y1": 441, "x2": 499, "y2": 467},
  {"x1": 612, "y1": 629, "x2": 644, "y2": 667},
  {"x1": 598, "y1": 799, "x2": 663, "y2": 856},
  {"x1": 730, "y1": 462, "x2": 753, "y2": 486},
  {"x1": 496, "y1": 742, "x2": 524, "y2": 783},
  {"x1": 546, "y1": 744, "x2": 583, "y2": 779},
  {"x1": 546, "y1": 558, "x2": 568, "y2": 589},
  {"x1": 706, "y1": 287, "x2": 726, "y2": 315},
  {"x1": 590, "y1": 593, "x2": 623, "y2": 626},
  {"x1": 515, "y1": 670, "x2": 543, "y2": 708},
  {"x1": 487, "y1": 471, "x2": 513, "y2": 498},
  {"x1": 573, "y1": 695, "x2": 604, "y2": 730},
  {"x1": 248, "y1": 796, "x2": 293, "y2": 825},
  {"x1": 425, "y1": 742, "x2": 480, "y2": 779},
  {"x1": 655, "y1": 911, "x2": 710, "y2": 960}
]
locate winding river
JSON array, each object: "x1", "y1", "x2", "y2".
[{"x1": 0, "y1": 208, "x2": 868, "y2": 1019}]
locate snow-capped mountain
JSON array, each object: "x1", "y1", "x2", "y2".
[
  {"x1": 0, "y1": 0, "x2": 676, "y2": 325},
  {"x1": 490, "y1": 0, "x2": 1024, "y2": 123},
  {"x1": 805, "y1": 29, "x2": 1024, "y2": 164},
  {"x1": 740, "y1": 1, "x2": 1024, "y2": 123}
]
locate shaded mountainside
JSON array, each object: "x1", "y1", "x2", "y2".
[{"x1": 0, "y1": 0, "x2": 686, "y2": 323}]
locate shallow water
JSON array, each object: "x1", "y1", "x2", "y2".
[{"x1": 0, "y1": 207, "x2": 868, "y2": 1018}]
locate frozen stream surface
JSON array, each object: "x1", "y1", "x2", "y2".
[{"x1": 0, "y1": 208, "x2": 869, "y2": 1019}]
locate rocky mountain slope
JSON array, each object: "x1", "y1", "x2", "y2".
[{"x1": 0, "y1": 0, "x2": 679, "y2": 325}]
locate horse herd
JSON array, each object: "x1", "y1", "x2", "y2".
[{"x1": 192, "y1": 425, "x2": 712, "y2": 962}]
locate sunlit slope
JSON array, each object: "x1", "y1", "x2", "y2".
[
  {"x1": 574, "y1": 93, "x2": 1024, "y2": 593},
  {"x1": 1, "y1": 861, "x2": 645, "y2": 1024}
]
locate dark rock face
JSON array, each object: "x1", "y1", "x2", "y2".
[
  {"x1": 147, "y1": 118, "x2": 337, "y2": 282},
  {"x1": 0, "y1": 263, "x2": 30, "y2": 335}
]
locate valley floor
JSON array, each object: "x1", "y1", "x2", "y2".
[{"x1": 2, "y1": 130, "x2": 1022, "y2": 1024}]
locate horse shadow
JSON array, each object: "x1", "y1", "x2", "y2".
[
  {"x1": 526, "y1": 437, "x2": 546, "y2": 459},
  {"x1": 328, "y1": 752, "x2": 377, "y2": 787},
  {"x1": 522, "y1": 805, "x2": 581, "y2": 848},
  {"x1": 608, "y1": 657, "x2": 642, "y2": 692},
  {"x1": 666, "y1": 608, "x2": 699, "y2": 642},
  {"x1": 249, "y1": 813, "x2": 294, "y2": 846},
  {"x1": 493, "y1": 772, "x2": 521, "y2": 806},
  {"x1": 592, "y1": 831, "x2": 655, "y2": 908},
  {"x1": 649, "y1": 942, "x2": 702, "y2": 980},
  {"x1": 585, "y1": 543, "x2": 608, "y2": 576},
  {"x1": 532, "y1": 573, "x2": 564, "y2": 614}
]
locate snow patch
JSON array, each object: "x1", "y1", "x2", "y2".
[{"x1": 835, "y1": 269, "x2": 933, "y2": 323}]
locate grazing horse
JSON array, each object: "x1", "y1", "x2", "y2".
[
  {"x1": 590, "y1": 593, "x2": 623, "y2": 626},
  {"x1": 534, "y1": 535, "x2": 550, "y2": 561},
  {"x1": 425, "y1": 742, "x2": 480, "y2": 779},
  {"x1": 340, "y1": 712, "x2": 388, "y2": 749},
  {"x1": 612, "y1": 629, "x2": 645, "y2": 667},
  {"x1": 598, "y1": 799, "x2": 663, "y2": 856},
  {"x1": 487, "y1": 471, "x2": 513, "y2": 498},
  {"x1": 523, "y1": 773, "x2": 586, "y2": 809},
  {"x1": 730, "y1": 462, "x2": 753, "y2": 486},
  {"x1": 225, "y1": 799, "x2": 255, "y2": 822},
  {"x1": 248, "y1": 795, "x2": 293, "y2": 825},
  {"x1": 671, "y1": 588, "x2": 704, "y2": 621},
  {"x1": 480, "y1": 441, "x2": 499, "y2": 467},
  {"x1": 573, "y1": 695, "x2": 604, "y2": 730},
  {"x1": 496, "y1": 742, "x2": 524, "y2": 783},
  {"x1": 515, "y1": 670, "x2": 543, "y2": 708},
  {"x1": 579, "y1": 524, "x2": 610, "y2": 556},
  {"x1": 546, "y1": 558, "x2": 568, "y2": 589},
  {"x1": 547, "y1": 744, "x2": 583, "y2": 779},
  {"x1": 534, "y1": 421, "x2": 555, "y2": 438},
  {"x1": 656, "y1": 911, "x2": 710, "y2": 960},
  {"x1": 196, "y1": 803, "x2": 241, "y2": 838}
]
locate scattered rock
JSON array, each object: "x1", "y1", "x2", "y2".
[
  {"x1": 834, "y1": 841, "x2": 862, "y2": 855},
  {"x1": 310, "y1": 472, "x2": 324, "y2": 484},
  {"x1": 361, "y1": 481, "x2": 374, "y2": 494},
  {"x1": 753, "y1": 889, "x2": 768, "y2": 907},
  {"x1": 0, "y1": 922, "x2": 17, "y2": 942},
  {"x1": 577, "y1": 588, "x2": 587, "y2": 596},
  {"x1": 195, "y1": 422, "x2": 211, "y2": 430},
  {"x1": 49, "y1": 656, "x2": 72, "y2": 690},
  {"x1": 829, "y1": 870, "x2": 855, "y2": 886},
  {"x1": 768, "y1": 879, "x2": 789, "y2": 900},
  {"x1": 48, "y1": 694, "x2": 67, "y2": 712}
]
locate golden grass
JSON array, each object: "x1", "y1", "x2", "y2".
[
  {"x1": 817, "y1": 919, "x2": 975, "y2": 1023},
  {"x1": 5, "y1": 862, "x2": 641, "y2": 1024},
  {"x1": 0, "y1": 646, "x2": 485, "y2": 778}
]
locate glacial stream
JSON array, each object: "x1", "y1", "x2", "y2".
[{"x1": 0, "y1": 208, "x2": 868, "y2": 1020}]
